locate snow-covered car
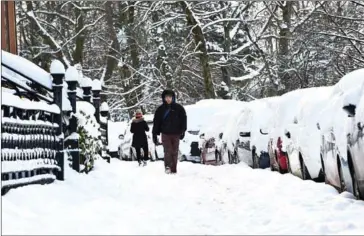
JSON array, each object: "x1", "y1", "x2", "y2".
[
  {"x1": 183, "y1": 99, "x2": 245, "y2": 165},
  {"x1": 249, "y1": 97, "x2": 280, "y2": 169},
  {"x1": 268, "y1": 88, "x2": 319, "y2": 174},
  {"x1": 342, "y1": 71, "x2": 364, "y2": 200},
  {"x1": 227, "y1": 108, "x2": 254, "y2": 166},
  {"x1": 108, "y1": 120, "x2": 128, "y2": 158},
  {"x1": 283, "y1": 86, "x2": 333, "y2": 181},
  {"x1": 222, "y1": 97, "x2": 279, "y2": 169},
  {"x1": 318, "y1": 69, "x2": 364, "y2": 195},
  {"x1": 199, "y1": 111, "x2": 231, "y2": 165},
  {"x1": 118, "y1": 114, "x2": 158, "y2": 161},
  {"x1": 179, "y1": 130, "x2": 201, "y2": 163}
]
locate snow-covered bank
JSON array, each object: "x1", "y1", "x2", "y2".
[{"x1": 3, "y1": 160, "x2": 364, "y2": 235}]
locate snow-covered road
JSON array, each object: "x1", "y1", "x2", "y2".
[{"x1": 2, "y1": 160, "x2": 364, "y2": 235}]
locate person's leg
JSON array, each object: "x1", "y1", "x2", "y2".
[
  {"x1": 135, "y1": 147, "x2": 142, "y2": 164},
  {"x1": 142, "y1": 146, "x2": 149, "y2": 162},
  {"x1": 170, "y1": 135, "x2": 180, "y2": 173},
  {"x1": 162, "y1": 134, "x2": 173, "y2": 172}
]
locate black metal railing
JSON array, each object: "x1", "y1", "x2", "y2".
[
  {"x1": 1, "y1": 52, "x2": 110, "y2": 195},
  {"x1": 1, "y1": 93, "x2": 61, "y2": 195}
]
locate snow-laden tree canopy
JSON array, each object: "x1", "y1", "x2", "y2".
[{"x1": 18, "y1": 1, "x2": 364, "y2": 120}]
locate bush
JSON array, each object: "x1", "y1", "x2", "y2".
[{"x1": 75, "y1": 102, "x2": 102, "y2": 173}]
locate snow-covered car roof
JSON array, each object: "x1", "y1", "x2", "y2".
[
  {"x1": 357, "y1": 81, "x2": 364, "y2": 123},
  {"x1": 317, "y1": 69, "x2": 364, "y2": 158},
  {"x1": 332, "y1": 68, "x2": 364, "y2": 97},
  {"x1": 186, "y1": 99, "x2": 246, "y2": 134},
  {"x1": 295, "y1": 86, "x2": 333, "y2": 127}
]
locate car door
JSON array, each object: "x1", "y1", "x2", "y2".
[{"x1": 322, "y1": 130, "x2": 340, "y2": 187}]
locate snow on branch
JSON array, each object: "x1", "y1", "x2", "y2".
[
  {"x1": 26, "y1": 11, "x2": 70, "y2": 68},
  {"x1": 231, "y1": 66, "x2": 265, "y2": 82}
]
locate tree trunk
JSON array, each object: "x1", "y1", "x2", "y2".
[
  {"x1": 221, "y1": 1, "x2": 231, "y2": 87},
  {"x1": 278, "y1": 1, "x2": 293, "y2": 94},
  {"x1": 103, "y1": 1, "x2": 120, "y2": 102},
  {"x1": 181, "y1": 2, "x2": 215, "y2": 99},
  {"x1": 125, "y1": 1, "x2": 141, "y2": 115},
  {"x1": 73, "y1": 2, "x2": 85, "y2": 65}
]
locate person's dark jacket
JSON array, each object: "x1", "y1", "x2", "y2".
[
  {"x1": 130, "y1": 118, "x2": 149, "y2": 148},
  {"x1": 152, "y1": 90, "x2": 187, "y2": 137}
]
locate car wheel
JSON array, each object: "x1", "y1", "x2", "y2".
[
  {"x1": 287, "y1": 155, "x2": 292, "y2": 174},
  {"x1": 300, "y1": 156, "x2": 311, "y2": 180},
  {"x1": 150, "y1": 155, "x2": 155, "y2": 162},
  {"x1": 351, "y1": 167, "x2": 363, "y2": 200},
  {"x1": 337, "y1": 158, "x2": 346, "y2": 193},
  {"x1": 154, "y1": 150, "x2": 159, "y2": 161},
  {"x1": 234, "y1": 150, "x2": 239, "y2": 164},
  {"x1": 181, "y1": 154, "x2": 187, "y2": 162},
  {"x1": 275, "y1": 151, "x2": 282, "y2": 173},
  {"x1": 270, "y1": 152, "x2": 275, "y2": 171},
  {"x1": 228, "y1": 151, "x2": 232, "y2": 164},
  {"x1": 252, "y1": 150, "x2": 258, "y2": 169},
  {"x1": 320, "y1": 154, "x2": 329, "y2": 184},
  {"x1": 218, "y1": 152, "x2": 222, "y2": 165},
  {"x1": 201, "y1": 154, "x2": 205, "y2": 165},
  {"x1": 130, "y1": 148, "x2": 136, "y2": 161}
]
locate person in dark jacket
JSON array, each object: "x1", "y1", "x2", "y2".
[
  {"x1": 152, "y1": 89, "x2": 187, "y2": 174},
  {"x1": 130, "y1": 109, "x2": 150, "y2": 166}
]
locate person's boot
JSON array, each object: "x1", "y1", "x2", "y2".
[
  {"x1": 138, "y1": 161, "x2": 142, "y2": 166},
  {"x1": 165, "y1": 167, "x2": 171, "y2": 174},
  {"x1": 143, "y1": 161, "x2": 147, "y2": 166}
]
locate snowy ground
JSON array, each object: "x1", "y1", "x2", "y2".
[{"x1": 2, "y1": 160, "x2": 364, "y2": 235}]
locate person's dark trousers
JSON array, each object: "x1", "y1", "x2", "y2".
[
  {"x1": 135, "y1": 146, "x2": 149, "y2": 163},
  {"x1": 162, "y1": 134, "x2": 180, "y2": 173}
]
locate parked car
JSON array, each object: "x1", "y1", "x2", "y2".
[
  {"x1": 268, "y1": 88, "x2": 312, "y2": 174},
  {"x1": 185, "y1": 100, "x2": 245, "y2": 165},
  {"x1": 179, "y1": 129, "x2": 202, "y2": 163},
  {"x1": 249, "y1": 97, "x2": 280, "y2": 169},
  {"x1": 319, "y1": 68, "x2": 364, "y2": 195},
  {"x1": 199, "y1": 111, "x2": 232, "y2": 165},
  {"x1": 223, "y1": 107, "x2": 254, "y2": 166},
  {"x1": 283, "y1": 86, "x2": 333, "y2": 181},
  {"x1": 342, "y1": 72, "x2": 364, "y2": 200},
  {"x1": 108, "y1": 120, "x2": 128, "y2": 158}
]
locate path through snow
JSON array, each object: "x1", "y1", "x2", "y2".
[{"x1": 2, "y1": 160, "x2": 364, "y2": 235}]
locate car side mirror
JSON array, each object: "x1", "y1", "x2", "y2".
[
  {"x1": 316, "y1": 122, "x2": 321, "y2": 130},
  {"x1": 343, "y1": 104, "x2": 356, "y2": 117},
  {"x1": 260, "y1": 129, "x2": 268, "y2": 135},
  {"x1": 219, "y1": 132, "x2": 223, "y2": 139},
  {"x1": 358, "y1": 122, "x2": 363, "y2": 131},
  {"x1": 239, "y1": 132, "x2": 251, "y2": 137},
  {"x1": 118, "y1": 134, "x2": 124, "y2": 140},
  {"x1": 285, "y1": 131, "x2": 291, "y2": 139},
  {"x1": 199, "y1": 133, "x2": 205, "y2": 139}
]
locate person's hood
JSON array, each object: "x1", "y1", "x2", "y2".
[{"x1": 162, "y1": 89, "x2": 176, "y2": 104}]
